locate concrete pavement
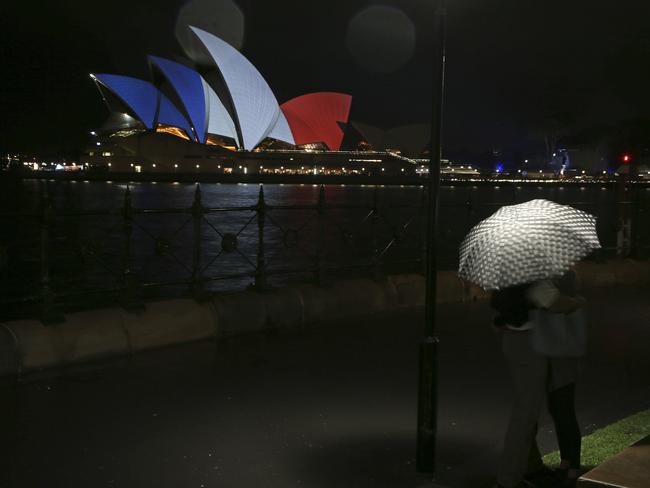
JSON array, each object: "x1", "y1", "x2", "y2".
[{"x1": 1, "y1": 285, "x2": 649, "y2": 488}]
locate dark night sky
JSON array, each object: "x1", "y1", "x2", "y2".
[{"x1": 1, "y1": 0, "x2": 650, "y2": 159}]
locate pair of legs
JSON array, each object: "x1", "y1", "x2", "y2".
[
  {"x1": 525, "y1": 385, "x2": 582, "y2": 477},
  {"x1": 547, "y1": 383, "x2": 581, "y2": 477},
  {"x1": 498, "y1": 330, "x2": 581, "y2": 487}
]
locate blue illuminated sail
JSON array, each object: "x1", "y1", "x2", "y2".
[
  {"x1": 93, "y1": 74, "x2": 158, "y2": 129},
  {"x1": 149, "y1": 56, "x2": 207, "y2": 143}
]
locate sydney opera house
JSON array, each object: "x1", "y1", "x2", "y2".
[{"x1": 83, "y1": 27, "x2": 427, "y2": 176}]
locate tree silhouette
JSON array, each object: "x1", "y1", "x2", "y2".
[{"x1": 529, "y1": 111, "x2": 576, "y2": 161}]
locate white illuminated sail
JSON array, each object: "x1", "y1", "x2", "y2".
[
  {"x1": 202, "y1": 78, "x2": 240, "y2": 147},
  {"x1": 191, "y1": 26, "x2": 281, "y2": 150}
]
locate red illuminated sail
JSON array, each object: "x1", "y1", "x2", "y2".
[{"x1": 281, "y1": 92, "x2": 352, "y2": 151}]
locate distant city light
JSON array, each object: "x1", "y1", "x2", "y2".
[
  {"x1": 153, "y1": 164, "x2": 156, "y2": 168},
  {"x1": 96, "y1": 142, "x2": 101, "y2": 146},
  {"x1": 174, "y1": 164, "x2": 178, "y2": 168},
  {"x1": 196, "y1": 164, "x2": 200, "y2": 168},
  {"x1": 623, "y1": 154, "x2": 631, "y2": 163},
  {"x1": 90, "y1": 131, "x2": 96, "y2": 136}
]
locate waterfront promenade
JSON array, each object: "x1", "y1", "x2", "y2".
[{"x1": 1, "y1": 284, "x2": 649, "y2": 488}]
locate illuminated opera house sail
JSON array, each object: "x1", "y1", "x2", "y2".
[
  {"x1": 89, "y1": 27, "x2": 352, "y2": 160},
  {"x1": 86, "y1": 26, "x2": 429, "y2": 176}
]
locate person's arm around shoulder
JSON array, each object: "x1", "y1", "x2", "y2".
[
  {"x1": 526, "y1": 280, "x2": 585, "y2": 314},
  {"x1": 547, "y1": 294, "x2": 586, "y2": 313}
]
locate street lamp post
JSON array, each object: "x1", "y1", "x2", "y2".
[{"x1": 416, "y1": 0, "x2": 447, "y2": 474}]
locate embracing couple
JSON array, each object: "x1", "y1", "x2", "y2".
[
  {"x1": 457, "y1": 199, "x2": 599, "y2": 488},
  {"x1": 491, "y1": 269, "x2": 586, "y2": 488}
]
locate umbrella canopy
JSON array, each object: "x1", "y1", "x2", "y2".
[{"x1": 458, "y1": 199, "x2": 601, "y2": 290}]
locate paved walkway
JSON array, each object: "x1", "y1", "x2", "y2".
[{"x1": 1, "y1": 285, "x2": 649, "y2": 488}]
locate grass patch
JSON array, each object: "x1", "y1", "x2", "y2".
[{"x1": 543, "y1": 408, "x2": 650, "y2": 469}]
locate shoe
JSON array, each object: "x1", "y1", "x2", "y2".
[
  {"x1": 524, "y1": 466, "x2": 564, "y2": 486},
  {"x1": 558, "y1": 477, "x2": 577, "y2": 488},
  {"x1": 493, "y1": 480, "x2": 535, "y2": 488},
  {"x1": 553, "y1": 467, "x2": 580, "y2": 488},
  {"x1": 525, "y1": 465, "x2": 559, "y2": 479}
]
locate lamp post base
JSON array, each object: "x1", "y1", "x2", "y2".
[{"x1": 416, "y1": 336, "x2": 439, "y2": 473}]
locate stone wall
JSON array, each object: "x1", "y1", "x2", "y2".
[{"x1": 2, "y1": 260, "x2": 649, "y2": 378}]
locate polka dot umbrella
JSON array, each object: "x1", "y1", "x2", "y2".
[{"x1": 458, "y1": 199, "x2": 601, "y2": 291}]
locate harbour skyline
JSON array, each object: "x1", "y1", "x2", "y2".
[{"x1": 2, "y1": 0, "x2": 650, "y2": 161}]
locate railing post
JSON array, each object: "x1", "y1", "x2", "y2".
[
  {"x1": 615, "y1": 177, "x2": 631, "y2": 257},
  {"x1": 420, "y1": 185, "x2": 428, "y2": 274},
  {"x1": 464, "y1": 196, "x2": 473, "y2": 239},
  {"x1": 631, "y1": 183, "x2": 644, "y2": 259},
  {"x1": 120, "y1": 186, "x2": 141, "y2": 311},
  {"x1": 370, "y1": 186, "x2": 381, "y2": 279},
  {"x1": 191, "y1": 184, "x2": 205, "y2": 298},
  {"x1": 313, "y1": 184, "x2": 325, "y2": 285},
  {"x1": 39, "y1": 191, "x2": 60, "y2": 324},
  {"x1": 254, "y1": 185, "x2": 268, "y2": 291},
  {"x1": 593, "y1": 204, "x2": 605, "y2": 263},
  {"x1": 642, "y1": 189, "x2": 648, "y2": 259}
]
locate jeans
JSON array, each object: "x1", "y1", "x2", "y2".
[{"x1": 548, "y1": 383, "x2": 581, "y2": 469}]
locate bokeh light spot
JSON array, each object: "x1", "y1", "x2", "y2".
[
  {"x1": 175, "y1": 0, "x2": 245, "y2": 65},
  {"x1": 346, "y1": 6, "x2": 416, "y2": 74}
]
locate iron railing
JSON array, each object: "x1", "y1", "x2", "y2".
[
  {"x1": 0, "y1": 184, "x2": 426, "y2": 322},
  {"x1": 0, "y1": 182, "x2": 648, "y2": 323}
]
